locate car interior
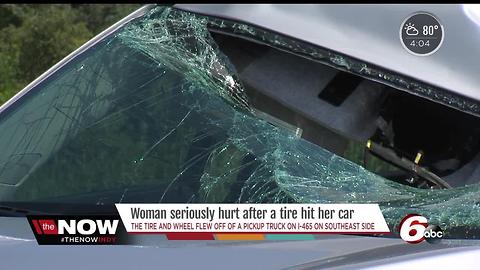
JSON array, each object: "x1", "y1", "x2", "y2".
[{"x1": 211, "y1": 31, "x2": 480, "y2": 189}]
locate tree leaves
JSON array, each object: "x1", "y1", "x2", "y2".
[{"x1": 0, "y1": 4, "x2": 139, "y2": 105}]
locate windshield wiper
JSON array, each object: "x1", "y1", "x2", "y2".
[
  {"x1": 0, "y1": 204, "x2": 51, "y2": 217},
  {"x1": 0, "y1": 202, "x2": 117, "y2": 217}
]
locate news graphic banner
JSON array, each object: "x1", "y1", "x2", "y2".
[{"x1": 115, "y1": 204, "x2": 390, "y2": 239}]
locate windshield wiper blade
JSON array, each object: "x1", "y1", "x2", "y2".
[
  {"x1": 0, "y1": 204, "x2": 51, "y2": 217},
  {"x1": 0, "y1": 201, "x2": 119, "y2": 216}
]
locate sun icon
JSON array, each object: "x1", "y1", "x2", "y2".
[{"x1": 404, "y1": 22, "x2": 415, "y2": 30}]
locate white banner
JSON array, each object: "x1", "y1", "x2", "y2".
[{"x1": 115, "y1": 204, "x2": 390, "y2": 234}]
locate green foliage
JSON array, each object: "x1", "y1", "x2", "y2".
[
  {"x1": 73, "y1": 4, "x2": 140, "y2": 34},
  {"x1": 0, "y1": 4, "x2": 140, "y2": 105}
]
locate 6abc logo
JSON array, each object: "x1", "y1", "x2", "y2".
[{"x1": 399, "y1": 214, "x2": 443, "y2": 244}]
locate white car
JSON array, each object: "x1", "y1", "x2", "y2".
[{"x1": 0, "y1": 4, "x2": 479, "y2": 269}]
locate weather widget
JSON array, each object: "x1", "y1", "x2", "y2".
[{"x1": 400, "y1": 12, "x2": 444, "y2": 56}]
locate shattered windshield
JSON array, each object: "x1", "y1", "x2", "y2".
[{"x1": 0, "y1": 6, "x2": 478, "y2": 239}]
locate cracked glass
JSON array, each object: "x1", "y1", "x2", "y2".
[{"x1": 0, "y1": 6, "x2": 478, "y2": 239}]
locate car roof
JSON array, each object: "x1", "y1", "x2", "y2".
[{"x1": 175, "y1": 4, "x2": 480, "y2": 103}]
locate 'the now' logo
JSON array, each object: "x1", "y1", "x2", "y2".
[{"x1": 32, "y1": 219, "x2": 119, "y2": 235}]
